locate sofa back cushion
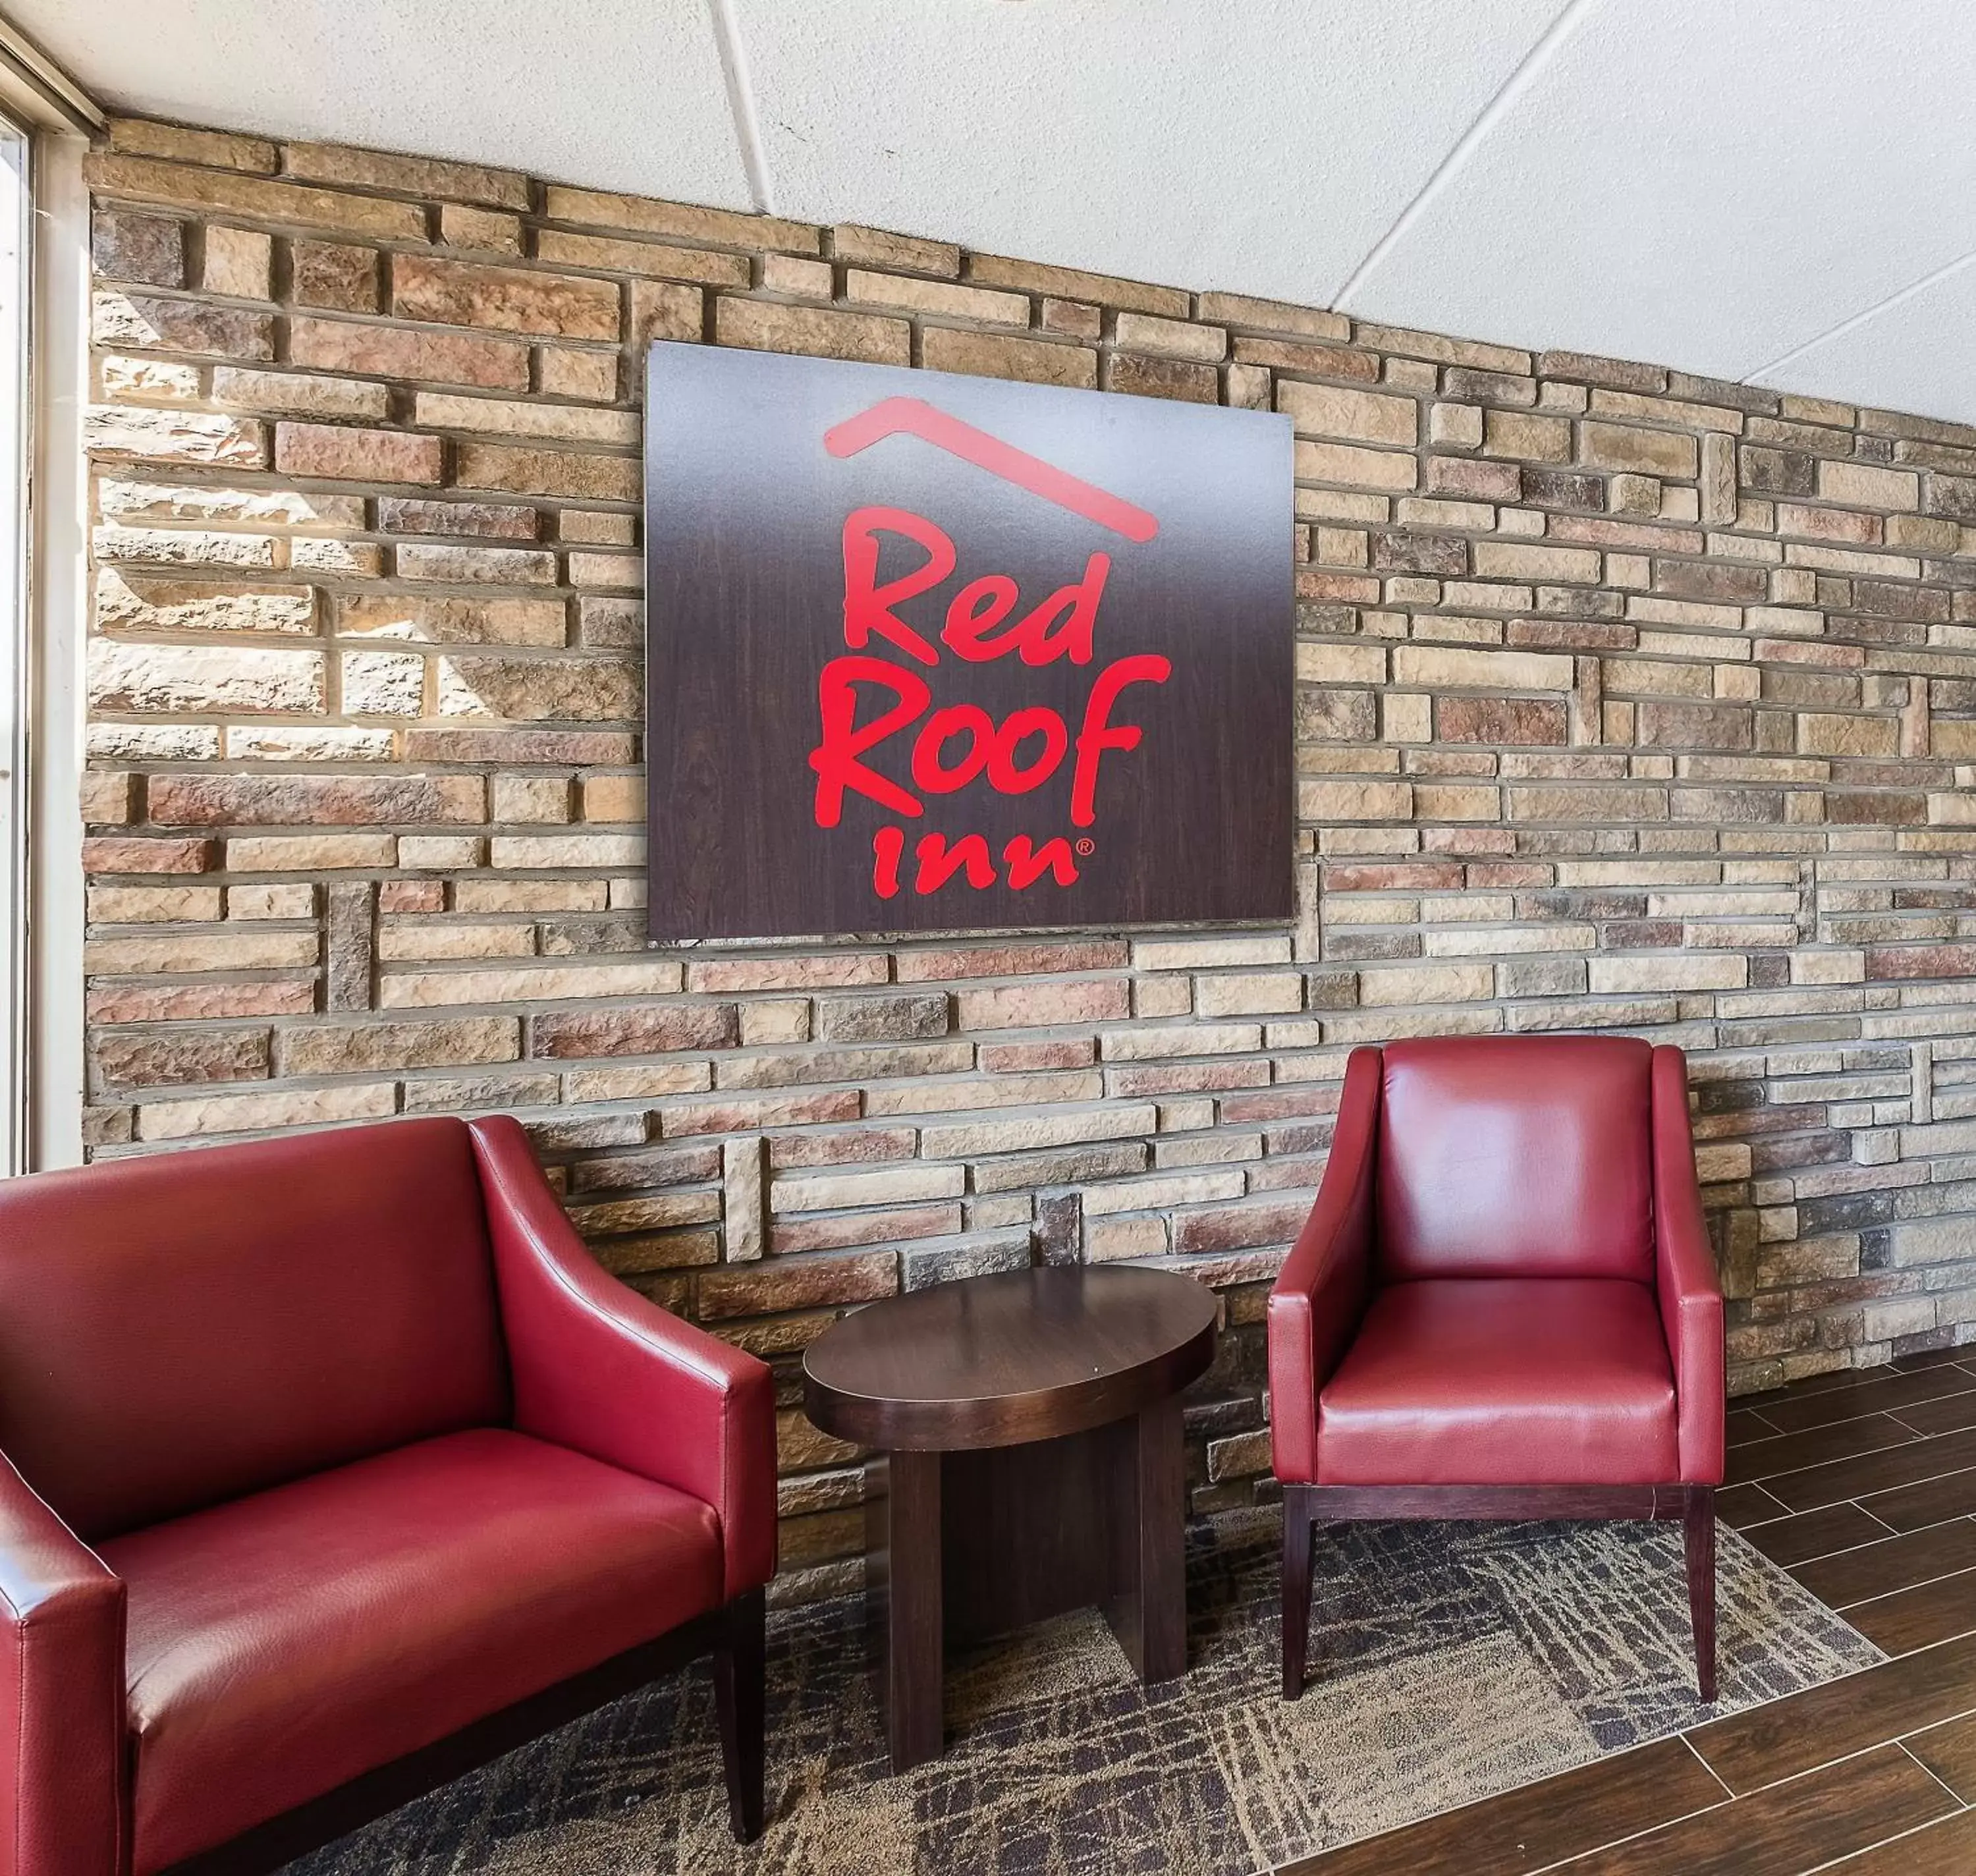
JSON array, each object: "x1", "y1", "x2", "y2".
[
  {"x1": 1375, "y1": 1035, "x2": 1655, "y2": 1283},
  {"x1": 0, "y1": 1117, "x2": 508, "y2": 1539}
]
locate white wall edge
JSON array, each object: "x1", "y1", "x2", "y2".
[{"x1": 26, "y1": 128, "x2": 86, "y2": 1170}]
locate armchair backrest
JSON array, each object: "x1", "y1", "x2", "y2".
[
  {"x1": 1375, "y1": 1035, "x2": 1656, "y2": 1283},
  {"x1": 0, "y1": 1117, "x2": 508, "y2": 1539}
]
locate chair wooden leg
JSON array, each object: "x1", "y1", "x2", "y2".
[
  {"x1": 1684, "y1": 1486, "x2": 1717, "y2": 1704},
  {"x1": 1282, "y1": 1485, "x2": 1315, "y2": 1701},
  {"x1": 713, "y1": 1587, "x2": 766, "y2": 1840}
]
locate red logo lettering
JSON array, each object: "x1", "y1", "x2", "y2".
[
  {"x1": 811, "y1": 399, "x2": 1167, "y2": 902},
  {"x1": 810, "y1": 655, "x2": 929, "y2": 825},
  {"x1": 1003, "y1": 835, "x2": 1080, "y2": 889},
  {"x1": 987, "y1": 708, "x2": 1068, "y2": 794},
  {"x1": 913, "y1": 831, "x2": 997, "y2": 895},
  {"x1": 1071, "y1": 653, "x2": 1171, "y2": 828},
  {"x1": 841, "y1": 507, "x2": 950, "y2": 665}
]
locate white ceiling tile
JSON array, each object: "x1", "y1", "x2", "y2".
[
  {"x1": 1342, "y1": 0, "x2": 1976, "y2": 383},
  {"x1": 18, "y1": 0, "x2": 1976, "y2": 429},
  {"x1": 734, "y1": 0, "x2": 1566, "y2": 308},
  {"x1": 7, "y1": 0, "x2": 752, "y2": 207},
  {"x1": 1753, "y1": 256, "x2": 1976, "y2": 431}
]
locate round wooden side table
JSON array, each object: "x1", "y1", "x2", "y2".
[{"x1": 802, "y1": 1263, "x2": 1217, "y2": 1772}]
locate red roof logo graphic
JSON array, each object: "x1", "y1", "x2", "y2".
[{"x1": 823, "y1": 397, "x2": 1160, "y2": 544}]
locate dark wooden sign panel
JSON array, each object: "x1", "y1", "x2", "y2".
[{"x1": 645, "y1": 342, "x2": 1292, "y2": 941}]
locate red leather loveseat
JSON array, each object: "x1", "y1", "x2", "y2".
[
  {"x1": 1269, "y1": 1035, "x2": 1725, "y2": 1701},
  {"x1": 0, "y1": 1115, "x2": 775, "y2": 1875}
]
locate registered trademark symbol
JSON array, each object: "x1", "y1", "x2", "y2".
[{"x1": 1076, "y1": 838, "x2": 1095, "y2": 857}]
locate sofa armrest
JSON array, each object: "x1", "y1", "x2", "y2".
[
  {"x1": 1267, "y1": 1046, "x2": 1381, "y2": 1484},
  {"x1": 1651, "y1": 1046, "x2": 1726, "y2": 1487},
  {"x1": 469, "y1": 1116, "x2": 777, "y2": 1600},
  {"x1": 0, "y1": 1453, "x2": 125, "y2": 1876}
]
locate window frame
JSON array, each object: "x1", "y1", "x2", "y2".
[
  {"x1": 0, "y1": 113, "x2": 29, "y2": 1176},
  {"x1": 0, "y1": 27, "x2": 99, "y2": 1172}
]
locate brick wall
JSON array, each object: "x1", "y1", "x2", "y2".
[{"x1": 82, "y1": 116, "x2": 1976, "y2": 1594}]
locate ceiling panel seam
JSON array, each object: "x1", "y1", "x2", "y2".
[
  {"x1": 1330, "y1": 0, "x2": 1603, "y2": 312},
  {"x1": 709, "y1": 0, "x2": 775, "y2": 214},
  {"x1": 1744, "y1": 242, "x2": 1976, "y2": 383}
]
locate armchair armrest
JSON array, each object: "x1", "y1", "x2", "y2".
[
  {"x1": 1267, "y1": 1046, "x2": 1381, "y2": 1484},
  {"x1": 0, "y1": 1453, "x2": 125, "y2": 1876},
  {"x1": 469, "y1": 1116, "x2": 777, "y2": 1600},
  {"x1": 1651, "y1": 1047, "x2": 1726, "y2": 1486}
]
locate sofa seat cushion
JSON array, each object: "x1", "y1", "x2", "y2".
[
  {"x1": 103, "y1": 1428, "x2": 723, "y2": 1875},
  {"x1": 1316, "y1": 1279, "x2": 1678, "y2": 1487}
]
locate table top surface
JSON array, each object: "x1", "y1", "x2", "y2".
[{"x1": 801, "y1": 1264, "x2": 1219, "y2": 1450}]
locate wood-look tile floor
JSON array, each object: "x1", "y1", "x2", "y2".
[{"x1": 1282, "y1": 1347, "x2": 1976, "y2": 1874}]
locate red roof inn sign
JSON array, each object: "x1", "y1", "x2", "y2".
[{"x1": 644, "y1": 343, "x2": 1292, "y2": 940}]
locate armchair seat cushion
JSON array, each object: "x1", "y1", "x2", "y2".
[
  {"x1": 1315, "y1": 1279, "x2": 1679, "y2": 1487},
  {"x1": 103, "y1": 1427, "x2": 723, "y2": 1874}
]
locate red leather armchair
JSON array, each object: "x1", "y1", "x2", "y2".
[
  {"x1": 1268, "y1": 1036, "x2": 1724, "y2": 1702},
  {"x1": 0, "y1": 1114, "x2": 777, "y2": 1876}
]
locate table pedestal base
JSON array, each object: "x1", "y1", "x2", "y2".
[{"x1": 864, "y1": 1395, "x2": 1186, "y2": 1773}]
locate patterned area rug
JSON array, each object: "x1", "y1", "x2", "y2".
[{"x1": 296, "y1": 1509, "x2": 1878, "y2": 1876}]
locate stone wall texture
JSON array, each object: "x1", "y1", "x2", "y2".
[{"x1": 82, "y1": 116, "x2": 1976, "y2": 1593}]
